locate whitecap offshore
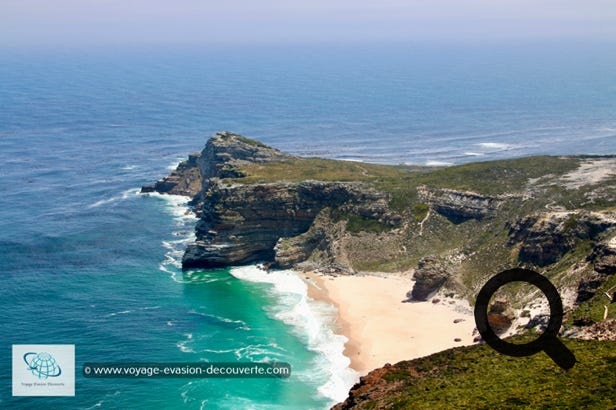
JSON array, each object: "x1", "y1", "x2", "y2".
[
  {"x1": 476, "y1": 142, "x2": 515, "y2": 151},
  {"x1": 88, "y1": 188, "x2": 140, "y2": 208}
]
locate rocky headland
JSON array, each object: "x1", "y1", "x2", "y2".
[{"x1": 144, "y1": 131, "x2": 616, "y2": 408}]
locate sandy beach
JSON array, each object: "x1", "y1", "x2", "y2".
[{"x1": 304, "y1": 272, "x2": 477, "y2": 375}]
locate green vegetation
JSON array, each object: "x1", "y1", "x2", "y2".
[
  {"x1": 412, "y1": 203, "x2": 430, "y2": 221},
  {"x1": 345, "y1": 214, "x2": 390, "y2": 234},
  {"x1": 351, "y1": 336, "x2": 615, "y2": 409},
  {"x1": 221, "y1": 133, "x2": 269, "y2": 148},
  {"x1": 234, "y1": 155, "x2": 582, "y2": 202},
  {"x1": 235, "y1": 157, "x2": 410, "y2": 184},
  {"x1": 409, "y1": 155, "x2": 580, "y2": 195}
]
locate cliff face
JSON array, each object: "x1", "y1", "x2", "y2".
[
  {"x1": 183, "y1": 180, "x2": 390, "y2": 269},
  {"x1": 507, "y1": 211, "x2": 616, "y2": 267},
  {"x1": 418, "y1": 186, "x2": 505, "y2": 223}
]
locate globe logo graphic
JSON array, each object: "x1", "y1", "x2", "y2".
[{"x1": 23, "y1": 352, "x2": 62, "y2": 379}]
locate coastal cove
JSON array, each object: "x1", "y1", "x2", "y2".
[
  {"x1": 146, "y1": 131, "x2": 616, "y2": 408},
  {"x1": 302, "y1": 271, "x2": 475, "y2": 375}
]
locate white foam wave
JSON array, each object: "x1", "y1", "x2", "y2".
[
  {"x1": 106, "y1": 310, "x2": 132, "y2": 317},
  {"x1": 464, "y1": 151, "x2": 485, "y2": 156},
  {"x1": 88, "y1": 188, "x2": 140, "y2": 208},
  {"x1": 144, "y1": 192, "x2": 199, "y2": 222},
  {"x1": 105, "y1": 306, "x2": 160, "y2": 317},
  {"x1": 167, "y1": 157, "x2": 186, "y2": 171},
  {"x1": 426, "y1": 160, "x2": 453, "y2": 166},
  {"x1": 476, "y1": 142, "x2": 516, "y2": 151},
  {"x1": 146, "y1": 191, "x2": 198, "y2": 281},
  {"x1": 229, "y1": 266, "x2": 359, "y2": 405},
  {"x1": 177, "y1": 333, "x2": 195, "y2": 353}
]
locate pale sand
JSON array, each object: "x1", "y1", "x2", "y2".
[{"x1": 304, "y1": 272, "x2": 476, "y2": 375}]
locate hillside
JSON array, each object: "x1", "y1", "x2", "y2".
[{"x1": 334, "y1": 335, "x2": 616, "y2": 409}]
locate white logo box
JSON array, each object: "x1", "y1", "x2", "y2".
[{"x1": 12, "y1": 344, "x2": 75, "y2": 396}]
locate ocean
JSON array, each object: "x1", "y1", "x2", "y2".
[{"x1": 0, "y1": 42, "x2": 615, "y2": 409}]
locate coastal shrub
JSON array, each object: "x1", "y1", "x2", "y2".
[
  {"x1": 412, "y1": 203, "x2": 430, "y2": 221},
  {"x1": 347, "y1": 338, "x2": 616, "y2": 409},
  {"x1": 345, "y1": 214, "x2": 390, "y2": 234}
]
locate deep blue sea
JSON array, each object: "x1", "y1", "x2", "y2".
[{"x1": 1, "y1": 42, "x2": 615, "y2": 409}]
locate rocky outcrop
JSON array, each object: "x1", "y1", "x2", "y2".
[
  {"x1": 487, "y1": 299, "x2": 515, "y2": 335},
  {"x1": 567, "y1": 318, "x2": 616, "y2": 341},
  {"x1": 508, "y1": 211, "x2": 616, "y2": 267},
  {"x1": 418, "y1": 186, "x2": 505, "y2": 223},
  {"x1": 588, "y1": 236, "x2": 616, "y2": 275},
  {"x1": 196, "y1": 131, "x2": 295, "y2": 182},
  {"x1": 409, "y1": 255, "x2": 450, "y2": 300},
  {"x1": 576, "y1": 236, "x2": 616, "y2": 303},
  {"x1": 273, "y1": 211, "x2": 332, "y2": 270},
  {"x1": 141, "y1": 152, "x2": 202, "y2": 197}
]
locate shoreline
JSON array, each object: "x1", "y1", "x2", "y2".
[{"x1": 303, "y1": 271, "x2": 477, "y2": 375}]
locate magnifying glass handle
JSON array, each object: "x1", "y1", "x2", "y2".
[{"x1": 544, "y1": 337, "x2": 576, "y2": 370}]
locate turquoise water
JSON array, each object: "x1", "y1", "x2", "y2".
[{"x1": 1, "y1": 42, "x2": 615, "y2": 409}]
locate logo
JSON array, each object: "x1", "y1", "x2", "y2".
[
  {"x1": 24, "y1": 351, "x2": 62, "y2": 379},
  {"x1": 12, "y1": 344, "x2": 75, "y2": 396}
]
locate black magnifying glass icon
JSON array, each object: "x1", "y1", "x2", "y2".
[{"x1": 474, "y1": 268, "x2": 576, "y2": 370}]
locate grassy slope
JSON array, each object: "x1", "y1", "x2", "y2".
[
  {"x1": 341, "y1": 337, "x2": 616, "y2": 409},
  {"x1": 235, "y1": 155, "x2": 580, "y2": 191}
]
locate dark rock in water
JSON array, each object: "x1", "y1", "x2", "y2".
[
  {"x1": 410, "y1": 255, "x2": 450, "y2": 301},
  {"x1": 453, "y1": 318, "x2": 465, "y2": 323},
  {"x1": 487, "y1": 314, "x2": 513, "y2": 335},
  {"x1": 454, "y1": 338, "x2": 462, "y2": 342}
]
